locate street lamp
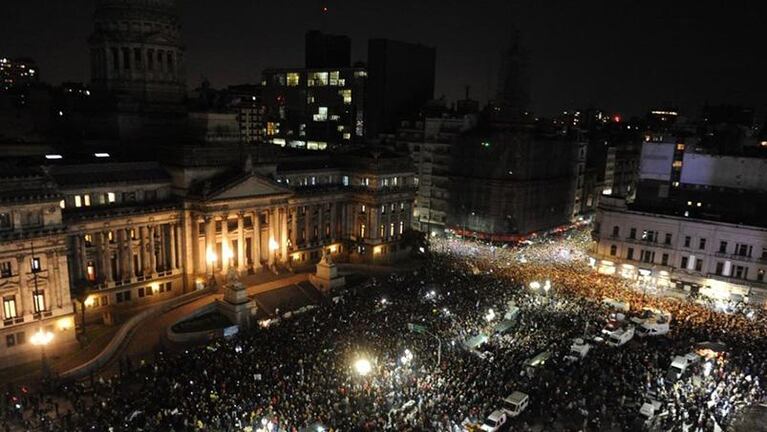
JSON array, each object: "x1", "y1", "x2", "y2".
[
  {"x1": 31, "y1": 328, "x2": 53, "y2": 381},
  {"x1": 529, "y1": 281, "x2": 541, "y2": 291},
  {"x1": 268, "y1": 238, "x2": 279, "y2": 251},
  {"x1": 353, "y1": 358, "x2": 372, "y2": 376}
]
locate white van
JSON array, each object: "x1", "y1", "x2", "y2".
[
  {"x1": 602, "y1": 297, "x2": 630, "y2": 312},
  {"x1": 565, "y1": 338, "x2": 592, "y2": 362},
  {"x1": 502, "y1": 391, "x2": 529, "y2": 417},
  {"x1": 636, "y1": 320, "x2": 670, "y2": 337},
  {"x1": 606, "y1": 325, "x2": 634, "y2": 346}
]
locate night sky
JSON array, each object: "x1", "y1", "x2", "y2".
[{"x1": 2, "y1": 0, "x2": 766, "y2": 118}]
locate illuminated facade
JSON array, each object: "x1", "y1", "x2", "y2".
[
  {"x1": 592, "y1": 196, "x2": 767, "y2": 303},
  {"x1": 0, "y1": 169, "x2": 76, "y2": 368}
]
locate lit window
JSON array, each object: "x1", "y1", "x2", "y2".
[
  {"x1": 343, "y1": 132, "x2": 351, "y2": 140},
  {"x1": 83, "y1": 194, "x2": 91, "y2": 207},
  {"x1": 286, "y1": 72, "x2": 300, "y2": 87},
  {"x1": 342, "y1": 176, "x2": 349, "y2": 186},
  {"x1": 308, "y1": 71, "x2": 328, "y2": 86},
  {"x1": 339, "y1": 89, "x2": 352, "y2": 104},
  {"x1": 313, "y1": 106, "x2": 328, "y2": 122},
  {"x1": 59, "y1": 200, "x2": 65, "y2": 209},
  {"x1": 33, "y1": 290, "x2": 45, "y2": 313},
  {"x1": 389, "y1": 223, "x2": 395, "y2": 237},
  {"x1": 74, "y1": 195, "x2": 82, "y2": 207},
  {"x1": 107, "y1": 192, "x2": 115, "y2": 203},
  {"x1": 361, "y1": 205, "x2": 366, "y2": 213},
  {"x1": 363, "y1": 177, "x2": 370, "y2": 186},
  {"x1": 329, "y1": 71, "x2": 340, "y2": 85},
  {"x1": 360, "y1": 223, "x2": 366, "y2": 237},
  {"x1": 380, "y1": 224, "x2": 385, "y2": 237},
  {"x1": 676, "y1": 143, "x2": 685, "y2": 151},
  {"x1": 3, "y1": 296, "x2": 17, "y2": 320},
  {"x1": 672, "y1": 161, "x2": 683, "y2": 168},
  {"x1": 354, "y1": 70, "x2": 367, "y2": 78},
  {"x1": 399, "y1": 221, "x2": 404, "y2": 234}
]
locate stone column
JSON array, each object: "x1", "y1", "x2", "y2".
[
  {"x1": 205, "y1": 216, "x2": 215, "y2": 275},
  {"x1": 330, "y1": 202, "x2": 337, "y2": 241},
  {"x1": 80, "y1": 234, "x2": 89, "y2": 280},
  {"x1": 45, "y1": 252, "x2": 60, "y2": 310},
  {"x1": 280, "y1": 206, "x2": 288, "y2": 261},
  {"x1": 317, "y1": 204, "x2": 324, "y2": 243},
  {"x1": 169, "y1": 222, "x2": 177, "y2": 271},
  {"x1": 52, "y1": 250, "x2": 64, "y2": 309},
  {"x1": 124, "y1": 228, "x2": 134, "y2": 279},
  {"x1": 138, "y1": 226, "x2": 147, "y2": 275},
  {"x1": 16, "y1": 255, "x2": 27, "y2": 316},
  {"x1": 221, "y1": 214, "x2": 230, "y2": 272},
  {"x1": 149, "y1": 225, "x2": 157, "y2": 274},
  {"x1": 252, "y1": 211, "x2": 262, "y2": 270},
  {"x1": 102, "y1": 232, "x2": 114, "y2": 283},
  {"x1": 237, "y1": 213, "x2": 245, "y2": 272},
  {"x1": 290, "y1": 207, "x2": 298, "y2": 250},
  {"x1": 304, "y1": 205, "x2": 312, "y2": 246},
  {"x1": 268, "y1": 209, "x2": 276, "y2": 267},
  {"x1": 157, "y1": 224, "x2": 166, "y2": 271}
]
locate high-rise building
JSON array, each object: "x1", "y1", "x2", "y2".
[
  {"x1": 261, "y1": 66, "x2": 366, "y2": 150},
  {"x1": 0, "y1": 57, "x2": 39, "y2": 93},
  {"x1": 365, "y1": 39, "x2": 435, "y2": 138},
  {"x1": 305, "y1": 30, "x2": 351, "y2": 69}
]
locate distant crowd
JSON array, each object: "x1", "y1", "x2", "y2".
[{"x1": 3, "y1": 228, "x2": 766, "y2": 431}]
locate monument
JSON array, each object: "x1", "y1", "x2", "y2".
[
  {"x1": 217, "y1": 267, "x2": 258, "y2": 329},
  {"x1": 309, "y1": 249, "x2": 346, "y2": 293}
]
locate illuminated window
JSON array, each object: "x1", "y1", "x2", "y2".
[
  {"x1": 107, "y1": 192, "x2": 115, "y2": 203},
  {"x1": 672, "y1": 161, "x2": 683, "y2": 168},
  {"x1": 389, "y1": 223, "x2": 395, "y2": 237},
  {"x1": 59, "y1": 200, "x2": 65, "y2": 209},
  {"x1": 84, "y1": 234, "x2": 93, "y2": 246},
  {"x1": 360, "y1": 205, "x2": 366, "y2": 213},
  {"x1": 3, "y1": 296, "x2": 17, "y2": 319},
  {"x1": 343, "y1": 132, "x2": 351, "y2": 140},
  {"x1": 286, "y1": 72, "x2": 300, "y2": 87},
  {"x1": 74, "y1": 195, "x2": 82, "y2": 207},
  {"x1": 329, "y1": 71, "x2": 340, "y2": 85},
  {"x1": 33, "y1": 290, "x2": 45, "y2": 313},
  {"x1": 354, "y1": 70, "x2": 367, "y2": 78},
  {"x1": 342, "y1": 176, "x2": 349, "y2": 186},
  {"x1": 313, "y1": 107, "x2": 328, "y2": 121},
  {"x1": 83, "y1": 194, "x2": 91, "y2": 207},
  {"x1": 339, "y1": 89, "x2": 352, "y2": 104},
  {"x1": 266, "y1": 122, "x2": 280, "y2": 136},
  {"x1": 380, "y1": 224, "x2": 385, "y2": 237},
  {"x1": 86, "y1": 261, "x2": 96, "y2": 281},
  {"x1": 400, "y1": 202, "x2": 405, "y2": 211},
  {"x1": 676, "y1": 143, "x2": 685, "y2": 151},
  {"x1": 308, "y1": 71, "x2": 328, "y2": 86},
  {"x1": 108, "y1": 231, "x2": 114, "y2": 243},
  {"x1": 272, "y1": 138, "x2": 286, "y2": 147},
  {"x1": 399, "y1": 221, "x2": 404, "y2": 234},
  {"x1": 31, "y1": 257, "x2": 41, "y2": 273},
  {"x1": 363, "y1": 177, "x2": 370, "y2": 186},
  {"x1": 360, "y1": 223, "x2": 366, "y2": 237},
  {"x1": 381, "y1": 205, "x2": 386, "y2": 214}
]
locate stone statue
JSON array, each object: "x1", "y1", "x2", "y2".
[
  {"x1": 321, "y1": 248, "x2": 333, "y2": 265},
  {"x1": 226, "y1": 266, "x2": 239, "y2": 284}
]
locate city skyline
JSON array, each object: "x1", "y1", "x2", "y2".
[{"x1": 2, "y1": 0, "x2": 766, "y2": 117}]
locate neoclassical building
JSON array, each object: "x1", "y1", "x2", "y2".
[{"x1": 0, "y1": 147, "x2": 415, "y2": 367}]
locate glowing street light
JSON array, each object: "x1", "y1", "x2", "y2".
[
  {"x1": 529, "y1": 281, "x2": 541, "y2": 290},
  {"x1": 353, "y1": 358, "x2": 372, "y2": 376},
  {"x1": 400, "y1": 349, "x2": 414, "y2": 365},
  {"x1": 268, "y1": 238, "x2": 279, "y2": 251},
  {"x1": 31, "y1": 329, "x2": 54, "y2": 346}
]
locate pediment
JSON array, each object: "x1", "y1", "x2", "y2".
[{"x1": 206, "y1": 174, "x2": 292, "y2": 201}]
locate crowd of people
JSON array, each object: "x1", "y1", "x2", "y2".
[{"x1": 3, "y1": 228, "x2": 767, "y2": 431}]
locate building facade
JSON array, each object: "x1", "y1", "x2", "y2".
[
  {"x1": 261, "y1": 67, "x2": 366, "y2": 150},
  {"x1": 0, "y1": 168, "x2": 76, "y2": 368},
  {"x1": 592, "y1": 196, "x2": 767, "y2": 303},
  {"x1": 0, "y1": 57, "x2": 39, "y2": 93}
]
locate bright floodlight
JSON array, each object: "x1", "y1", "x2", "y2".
[
  {"x1": 31, "y1": 329, "x2": 54, "y2": 346},
  {"x1": 529, "y1": 281, "x2": 541, "y2": 290},
  {"x1": 268, "y1": 238, "x2": 279, "y2": 251},
  {"x1": 354, "y1": 358, "x2": 372, "y2": 376}
]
